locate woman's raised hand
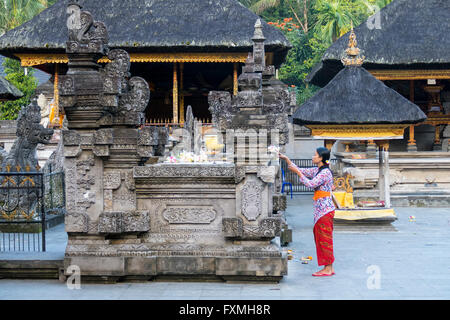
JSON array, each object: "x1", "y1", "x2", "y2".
[
  {"x1": 279, "y1": 153, "x2": 293, "y2": 166},
  {"x1": 278, "y1": 152, "x2": 289, "y2": 161}
]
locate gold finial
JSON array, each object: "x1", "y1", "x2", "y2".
[{"x1": 341, "y1": 22, "x2": 365, "y2": 67}]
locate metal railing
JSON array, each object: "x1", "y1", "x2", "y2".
[
  {"x1": 280, "y1": 159, "x2": 338, "y2": 193},
  {"x1": 44, "y1": 164, "x2": 66, "y2": 215},
  {"x1": 0, "y1": 164, "x2": 66, "y2": 252},
  {"x1": 0, "y1": 170, "x2": 46, "y2": 252}
]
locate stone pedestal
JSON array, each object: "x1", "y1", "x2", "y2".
[
  {"x1": 407, "y1": 143, "x2": 418, "y2": 152},
  {"x1": 442, "y1": 125, "x2": 450, "y2": 152},
  {"x1": 443, "y1": 139, "x2": 449, "y2": 152},
  {"x1": 366, "y1": 141, "x2": 377, "y2": 158},
  {"x1": 433, "y1": 142, "x2": 443, "y2": 151},
  {"x1": 65, "y1": 163, "x2": 287, "y2": 281}
]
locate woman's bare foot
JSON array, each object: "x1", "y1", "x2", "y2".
[{"x1": 312, "y1": 265, "x2": 334, "y2": 276}]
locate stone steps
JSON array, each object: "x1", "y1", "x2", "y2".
[{"x1": 0, "y1": 259, "x2": 64, "y2": 279}]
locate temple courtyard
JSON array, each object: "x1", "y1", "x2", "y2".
[{"x1": 0, "y1": 194, "x2": 449, "y2": 300}]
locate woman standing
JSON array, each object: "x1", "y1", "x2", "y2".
[{"x1": 279, "y1": 147, "x2": 336, "y2": 277}]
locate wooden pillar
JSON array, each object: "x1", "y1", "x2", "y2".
[
  {"x1": 173, "y1": 62, "x2": 178, "y2": 124},
  {"x1": 407, "y1": 80, "x2": 418, "y2": 152},
  {"x1": 233, "y1": 63, "x2": 238, "y2": 96},
  {"x1": 179, "y1": 63, "x2": 184, "y2": 124},
  {"x1": 408, "y1": 125, "x2": 417, "y2": 148},
  {"x1": 50, "y1": 64, "x2": 60, "y2": 126},
  {"x1": 433, "y1": 125, "x2": 442, "y2": 151},
  {"x1": 325, "y1": 140, "x2": 334, "y2": 150}
]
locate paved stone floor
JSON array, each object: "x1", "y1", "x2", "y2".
[{"x1": 0, "y1": 194, "x2": 449, "y2": 300}]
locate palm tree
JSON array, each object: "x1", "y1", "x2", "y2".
[
  {"x1": 372, "y1": 0, "x2": 393, "y2": 8},
  {"x1": 247, "y1": 0, "x2": 281, "y2": 14},
  {"x1": 358, "y1": 0, "x2": 394, "y2": 15},
  {"x1": 0, "y1": 0, "x2": 50, "y2": 35},
  {"x1": 242, "y1": 0, "x2": 312, "y2": 34},
  {"x1": 313, "y1": 0, "x2": 360, "y2": 44}
]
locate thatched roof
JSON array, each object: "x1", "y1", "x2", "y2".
[
  {"x1": 0, "y1": 0, "x2": 291, "y2": 66},
  {"x1": 307, "y1": 0, "x2": 450, "y2": 87},
  {"x1": 0, "y1": 76, "x2": 23, "y2": 101},
  {"x1": 293, "y1": 66, "x2": 427, "y2": 125}
]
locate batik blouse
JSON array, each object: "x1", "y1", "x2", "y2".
[{"x1": 293, "y1": 165, "x2": 336, "y2": 225}]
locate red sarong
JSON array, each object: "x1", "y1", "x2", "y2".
[{"x1": 313, "y1": 211, "x2": 335, "y2": 266}]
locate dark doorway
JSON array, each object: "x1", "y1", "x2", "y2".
[{"x1": 129, "y1": 62, "x2": 238, "y2": 123}]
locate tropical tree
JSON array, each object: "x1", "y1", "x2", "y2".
[
  {"x1": 0, "y1": 0, "x2": 52, "y2": 35},
  {"x1": 371, "y1": 0, "x2": 393, "y2": 8},
  {"x1": 312, "y1": 0, "x2": 362, "y2": 44},
  {"x1": 0, "y1": 0, "x2": 57, "y2": 120},
  {"x1": 241, "y1": 0, "x2": 313, "y2": 34},
  {"x1": 0, "y1": 58, "x2": 37, "y2": 120},
  {"x1": 239, "y1": 0, "x2": 397, "y2": 106}
]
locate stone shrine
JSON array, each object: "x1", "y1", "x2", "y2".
[{"x1": 61, "y1": 2, "x2": 287, "y2": 282}]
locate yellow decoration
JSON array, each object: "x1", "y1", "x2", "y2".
[
  {"x1": 333, "y1": 191, "x2": 355, "y2": 209},
  {"x1": 173, "y1": 63, "x2": 178, "y2": 124},
  {"x1": 2, "y1": 176, "x2": 16, "y2": 186},
  {"x1": 48, "y1": 100, "x2": 57, "y2": 124},
  {"x1": 205, "y1": 136, "x2": 225, "y2": 156},
  {"x1": 16, "y1": 52, "x2": 249, "y2": 67},
  {"x1": 341, "y1": 22, "x2": 365, "y2": 67},
  {"x1": 1, "y1": 210, "x2": 17, "y2": 221},
  {"x1": 334, "y1": 209, "x2": 396, "y2": 221},
  {"x1": 233, "y1": 63, "x2": 239, "y2": 96},
  {"x1": 20, "y1": 176, "x2": 35, "y2": 187},
  {"x1": 370, "y1": 69, "x2": 450, "y2": 81},
  {"x1": 21, "y1": 210, "x2": 36, "y2": 221},
  {"x1": 308, "y1": 125, "x2": 409, "y2": 140}
]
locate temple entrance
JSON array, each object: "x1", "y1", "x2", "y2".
[{"x1": 129, "y1": 62, "x2": 240, "y2": 124}]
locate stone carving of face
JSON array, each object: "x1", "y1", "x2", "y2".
[{"x1": 17, "y1": 99, "x2": 54, "y2": 145}]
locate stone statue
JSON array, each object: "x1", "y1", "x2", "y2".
[
  {"x1": 37, "y1": 93, "x2": 50, "y2": 128},
  {"x1": 0, "y1": 98, "x2": 54, "y2": 218},
  {"x1": 2, "y1": 98, "x2": 54, "y2": 171}
]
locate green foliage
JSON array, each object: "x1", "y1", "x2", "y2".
[
  {"x1": 0, "y1": 58, "x2": 37, "y2": 120},
  {"x1": 0, "y1": 0, "x2": 50, "y2": 34},
  {"x1": 239, "y1": 0, "x2": 394, "y2": 104},
  {"x1": 313, "y1": 0, "x2": 360, "y2": 44},
  {"x1": 0, "y1": 0, "x2": 58, "y2": 119}
]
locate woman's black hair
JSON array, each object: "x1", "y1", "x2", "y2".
[
  {"x1": 316, "y1": 147, "x2": 331, "y2": 164},
  {"x1": 316, "y1": 147, "x2": 332, "y2": 175}
]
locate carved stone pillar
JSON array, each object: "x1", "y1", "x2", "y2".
[
  {"x1": 208, "y1": 19, "x2": 292, "y2": 249},
  {"x1": 61, "y1": 2, "x2": 164, "y2": 278}
]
